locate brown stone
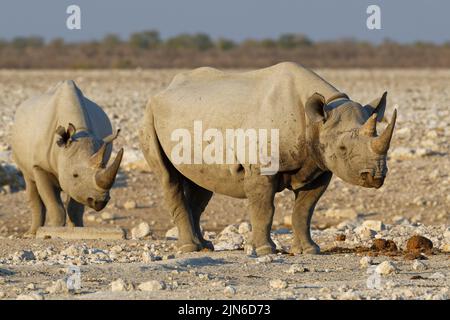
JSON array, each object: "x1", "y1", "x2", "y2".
[{"x1": 406, "y1": 235, "x2": 433, "y2": 253}]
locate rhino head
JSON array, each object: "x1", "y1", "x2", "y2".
[
  {"x1": 305, "y1": 92, "x2": 396, "y2": 188},
  {"x1": 55, "y1": 123, "x2": 124, "y2": 210}
]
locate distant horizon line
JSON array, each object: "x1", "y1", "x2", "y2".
[{"x1": 1, "y1": 31, "x2": 449, "y2": 46}]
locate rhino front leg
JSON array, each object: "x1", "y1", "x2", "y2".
[
  {"x1": 184, "y1": 180, "x2": 214, "y2": 250},
  {"x1": 67, "y1": 197, "x2": 84, "y2": 227},
  {"x1": 23, "y1": 176, "x2": 46, "y2": 237},
  {"x1": 244, "y1": 171, "x2": 277, "y2": 256},
  {"x1": 291, "y1": 171, "x2": 332, "y2": 254},
  {"x1": 33, "y1": 167, "x2": 66, "y2": 227}
]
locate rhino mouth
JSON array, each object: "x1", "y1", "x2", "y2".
[
  {"x1": 87, "y1": 195, "x2": 110, "y2": 211},
  {"x1": 360, "y1": 171, "x2": 385, "y2": 189}
]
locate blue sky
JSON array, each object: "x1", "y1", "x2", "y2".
[{"x1": 0, "y1": 0, "x2": 448, "y2": 43}]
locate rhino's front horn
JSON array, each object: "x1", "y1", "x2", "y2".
[
  {"x1": 360, "y1": 113, "x2": 377, "y2": 137},
  {"x1": 95, "y1": 148, "x2": 124, "y2": 190},
  {"x1": 371, "y1": 109, "x2": 397, "y2": 154}
]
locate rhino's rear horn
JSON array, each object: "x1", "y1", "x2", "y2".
[
  {"x1": 360, "y1": 113, "x2": 377, "y2": 137},
  {"x1": 103, "y1": 129, "x2": 121, "y2": 144},
  {"x1": 90, "y1": 143, "x2": 107, "y2": 168},
  {"x1": 371, "y1": 109, "x2": 397, "y2": 155},
  {"x1": 95, "y1": 148, "x2": 124, "y2": 190}
]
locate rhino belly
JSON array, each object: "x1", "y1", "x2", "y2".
[{"x1": 171, "y1": 162, "x2": 247, "y2": 198}]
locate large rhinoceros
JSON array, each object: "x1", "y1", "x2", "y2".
[
  {"x1": 11, "y1": 80, "x2": 123, "y2": 236},
  {"x1": 140, "y1": 62, "x2": 397, "y2": 255}
]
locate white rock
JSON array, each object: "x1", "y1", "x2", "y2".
[
  {"x1": 16, "y1": 293, "x2": 43, "y2": 300},
  {"x1": 255, "y1": 255, "x2": 273, "y2": 264},
  {"x1": 375, "y1": 261, "x2": 398, "y2": 276},
  {"x1": 123, "y1": 200, "x2": 137, "y2": 210},
  {"x1": 238, "y1": 221, "x2": 252, "y2": 234},
  {"x1": 224, "y1": 286, "x2": 236, "y2": 297},
  {"x1": 359, "y1": 256, "x2": 373, "y2": 268},
  {"x1": 338, "y1": 290, "x2": 361, "y2": 300},
  {"x1": 131, "y1": 222, "x2": 151, "y2": 239},
  {"x1": 46, "y1": 279, "x2": 69, "y2": 294},
  {"x1": 138, "y1": 280, "x2": 166, "y2": 291},
  {"x1": 286, "y1": 264, "x2": 308, "y2": 274},
  {"x1": 324, "y1": 208, "x2": 359, "y2": 219},
  {"x1": 412, "y1": 260, "x2": 428, "y2": 271},
  {"x1": 270, "y1": 279, "x2": 288, "y2": 289},
  {"x1": 440, "y1": 243, "x2": 450, "y2": 253},
  {"x1": 165, "y1": 226, "x2": 179, "y2": 240},
  {"x1": 100, "y1": 212, "x2": 115, "y2": 220},
  {"x1": 355, "y1": 226, "x2": 377, "y2": 240},
  {"x1": 362, "y1": 220, "x2": 385, "y2": 232},
  {"x1": 443, "y1": 228, "x2": 450, "y2": 241},
  {"x1": 429, "y1": 272, "x2": 446, "y2": 279},
  {"x1": 111, "y1": 278, "x2": 132, "y2": 292},
  {"x1": 142, "y1": 251, "x2": 157, "y2": 263}
]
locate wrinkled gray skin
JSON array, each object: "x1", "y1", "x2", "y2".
[
  {"x1": 140, "y1": 62, "x2": 397, "y2": 255},
  {"x1": 11, "y1": 80, "x2": 124, "y2": 236}
]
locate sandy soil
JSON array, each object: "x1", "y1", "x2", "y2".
[{"x1": 0, "y1": 69, "x2": 448, "y2": 300}]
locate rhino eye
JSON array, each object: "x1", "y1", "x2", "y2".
[
  {"x1": 339, "y1": 145, "x2": 347, "y2": 152},
  {"x1": 73, "y1": 173, "x2": 79, "y2": 178}
]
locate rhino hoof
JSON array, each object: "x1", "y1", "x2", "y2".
[
  {"x1": 255, "y1": 244, "x2": 276, "y2": 256},
  {"x1": 23, "y1": 230, "x2": 37, "y2": 239},
  {"x1": 178, "y1": 243, "x2": 201, "y2": 253},
  {"x1": 291, "y1": 243, "x2": 320, "y2": 255},
  {"x1": 201, "y1": 240, "x2": 214, "y2": 251}
]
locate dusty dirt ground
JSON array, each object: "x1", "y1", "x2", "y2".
[{"x1": 0, "y1": 69, "x2": 448, "y2": 300}]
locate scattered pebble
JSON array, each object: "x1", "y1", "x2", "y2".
[
  {"x1": 362, "y1": 220, "x2": 385, "y2": 232},
  {"x1": 286, "y1": 264, "x2": 308, "y2": 274},
  {"x1": 111, "y1": 278, "x2": 133, "y2": 292},
  {"x1": 224, "y1": 286, "x2": 236, "y2": 297},
  {"x1": 131, "y1": 222, "x2": 152, "y2": 239},
  {"x1": 123, "y1": 200, "x2": 137, "y2": 210},
  {"x1": 412, "y1": 260, "x2": 428, "y2": 271},
  {"x1": 375, "y1": 261, "x2": 398, "y2": 276},
  {"x1": 359, "y1": 256, "x2": 373, "y2": 268},
  {"x1": 138, "y1": 280, "x2": 166, "y2": 291},
  {"x1": 269, "y1": 279, "x2": 288, "y2": 289}
]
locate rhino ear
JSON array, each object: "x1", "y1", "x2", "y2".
[
  {"x1": 305, "y1": 93, "x2": 327, "y2": 123},
  {"x1": 55, "y1": 123, "x2": 77, "y2": 147},
  {"x1": 363, "y1": 92, "x2": 387, "y2": 122}
]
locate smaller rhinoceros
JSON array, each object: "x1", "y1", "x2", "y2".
[{"x1": 11, "y1": 80, "x2": 123, "y2": 236}]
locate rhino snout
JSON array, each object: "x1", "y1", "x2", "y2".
[
  {"x1": 87, "y1": 195, "x2": 110, "y2": 211},
  {"x1": 360, "y1": 170, "x2": 385, "y2": 189}
]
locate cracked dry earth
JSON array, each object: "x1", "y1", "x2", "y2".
[{"x1": 0, "y1": 69, "x2": 448, "y2": 300}]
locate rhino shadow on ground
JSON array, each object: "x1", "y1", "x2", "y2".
[{"x1": 175, "y1": 256, "x2": 231, "y2": 267}]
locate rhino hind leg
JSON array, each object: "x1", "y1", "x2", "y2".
[
  {"x1": 183, "y1": 180, "x2": 214, "y2": 251},
  {"x1": 33, "y1": 167, "x2": 66, "y2": 227},
  {"x1": 66, "y1": 197, "x2": 84, "y2": 227},
  {"x1": 243, "y1": 171, "x2": 277, "y2": 256},
  {"x1": 23, "y1": 176, "x2": 46, "y2": 237},
  {"x1": 291, "y1": 171, "x2": 332, "y2": 255},
  {"x1": 139, "y1": 103, "x2": 202, "y2": 253}
]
